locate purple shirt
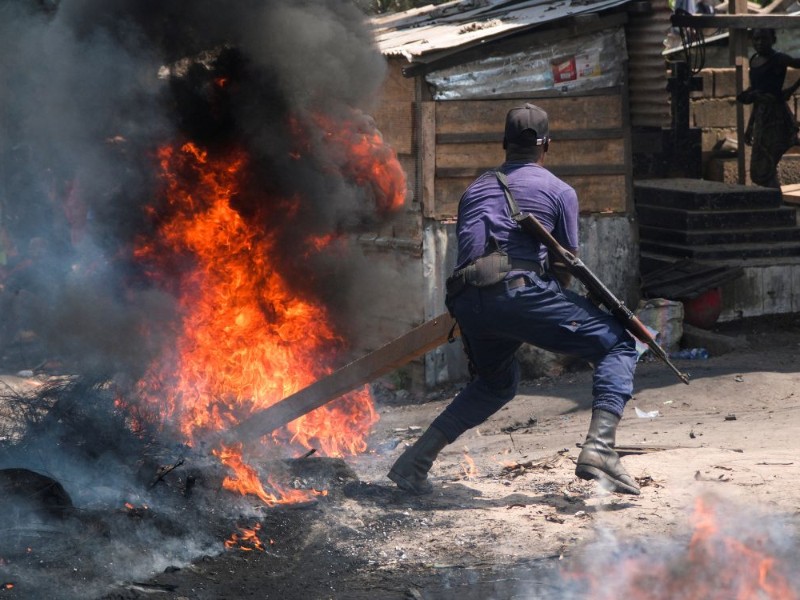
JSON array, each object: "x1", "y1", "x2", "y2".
[{"x1": 455, "y1": 161, "x2": 579, "y2": 270}]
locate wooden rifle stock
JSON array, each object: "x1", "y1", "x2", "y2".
[{"x1": 516, "y1": 214, "x2": 690, "y2": 385}]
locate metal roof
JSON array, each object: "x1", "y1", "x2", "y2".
[{"x1": 371, "y1": 0, "x2": 635, "y2": 62}]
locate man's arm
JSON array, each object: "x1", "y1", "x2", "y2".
[
  {"x1": 550, "y1": 187, "x2": 579, "y2": 288},
  {"x1": 782, "y1": 53, "x2": 800, "y2": 70}
]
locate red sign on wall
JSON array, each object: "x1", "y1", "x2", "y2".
[{"x1": 551, "y1": 56, "x2": 577, "y2": 83}]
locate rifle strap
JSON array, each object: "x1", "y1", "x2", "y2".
[
  {"x1": 494, "y1": 170, "x2": 525, "y2": 226},
  {"x1": 494, "y1": 169, "x2": 555, "y2": 273}
]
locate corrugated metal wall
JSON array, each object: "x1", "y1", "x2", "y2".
[{"x1": 626, "y1": 3, "x2": 672, "y2": 128}]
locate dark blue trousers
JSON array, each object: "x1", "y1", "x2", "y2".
[{"x1": 432, "y1": 272, "x2": 637, "y2": 443}]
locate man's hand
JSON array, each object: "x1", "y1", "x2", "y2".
[
  {"x1": 550, "y1": 262, "x2": 573, "y2": 287},
  {"x1": 548, "y1": 248, "x2": 577, "y2": 287}
]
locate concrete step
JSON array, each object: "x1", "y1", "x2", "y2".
[
  {"x1": 636, "y1": 204, "x2": 797, "y2": 230},
  {"x1": 639, "y1": 224, "x2": 800, "y2": 245},
  {"x1": 639, "y1": 239, "x2": 800, "y2": 260},
  {"x1": 634, "y1": 178, "x2": 782, "y2": 210}
]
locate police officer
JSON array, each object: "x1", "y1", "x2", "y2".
[{"x1": 388, "y1": 103, "x2": 640, "y2": 496}]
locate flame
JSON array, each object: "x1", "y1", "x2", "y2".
[
  {"x1": 569, "y1": 495, "x2": 798, "y2": 599},
  {"x1": 213, "y1": 443, "x2": 321, "y2": 505},
  {"x1": 290, "y1": 110, "x2": 407, "y2": 213},
  {"x1": 460, "y1": 449, "x2": 478, "y2": 479},
  {"x1": 225, "y1": 522, "x2": 265, "y2": 552},
  {"x1": 133, "y1": 108, "x2": 402, "y2": 504},
  {"x1": 681, "y1": 496, "x2": 797, "y2": 600},
  {"x1": 305, "y1": 232, "x2": 341, "y2": 255}
]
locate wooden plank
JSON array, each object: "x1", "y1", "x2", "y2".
[
  {"x1": 568, "y1": 176, "x2": 627, "y2": 213},
  {"x1": 619, "y1": 60, "x2": 633, "y2": 213},
  {"x1": 435, "y1": 139, "x2": 625, "y2": 169},
  {"x1": 671, "y1": 13, "x2": 800, "y2": 28},
  {"x1": 430, "y1": 174, "x2": 626, "y2": 219},
  {"x1": 420, "y1": 101, "x2": 436, "y2": 218},
  {"x1": 782, "y1": 183, "x2": 800, "y2": 205},
  {"x1": 437, "y1": 165, "x2": 627, "y2": 178},
  {"x1": 230, "y1": 313, "x2": 458, "y2": 443},
  {"x1": 436, "y1": 129, "x2": 625, "y2": 144},
  {"x1": 381, "y1": 58, "x2": 417, "y2": 102},
  {"x1": 426, "y1": 96, "x2": 627, "y2": 219},
  {"x1": 433, "y1": 177, "x2": 472, "y2": 219},
  {"x1": 372, "y1": 101, "x2": 413, "y2": 156},
  {"x1": 435, "y1": 96, "x2": 623, "y2": 134}
]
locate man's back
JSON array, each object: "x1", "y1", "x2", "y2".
[{"x1": 455, "y1": 162, "x2": 579, "y2": 271}]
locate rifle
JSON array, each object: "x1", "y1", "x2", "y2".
[{"x1": 495, "y1": 172, "x2": 690, "y2": 385}]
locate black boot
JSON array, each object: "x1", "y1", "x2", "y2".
[
  {"x1": 575, "y1": 409, "x2": 640, "y2": 495},
  {"x1": 388, "y1": 426, "x2": 449, "y2": 495}
]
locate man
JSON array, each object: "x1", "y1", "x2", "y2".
[
  {"x1": 388, "y1": 103, "x2": 640, "y2": 496},
  {"x1": 736, "y1": 29, "x2": 800, "y2": 188}
]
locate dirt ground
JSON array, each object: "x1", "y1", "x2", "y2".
[{"x1": 3, "y1": 313, "x2": 800, "y2": 599}]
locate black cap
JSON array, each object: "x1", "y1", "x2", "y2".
[{"x1": 503, "y1": 103, "x2": 550, "y2": 149}]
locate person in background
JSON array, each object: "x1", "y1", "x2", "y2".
[
  {"x1": 388, "y1": 104, "x2": 641, "y2": 497},
  {"x1": 736, "y1": 28, "x2": 800, "y2": 188}
]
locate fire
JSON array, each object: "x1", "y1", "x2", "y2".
[
  {"x1": 304, "y1": 232, "x2": 342, "y2": 256},
  {"x1": 213, "y1": 443, "x2": 322, "y2": 506},
  {"x1": 680, "y1": 496, "x2": 797, "y2": 600},
  {"x1": 460, "y1": 449, "x2": 478, "y2": 479},
  {"x1": 568, "y1": 495, "x2": 798, "y2": 599},
  {"x1": 225, "y1": 522, "x2": 265, "y2": 552},
  {"x1": 134, "y1": 108, "x2": 402, "y2": 505},
  {"x1": 291, "y1": 111, "x2": 407, "y2": 213}
]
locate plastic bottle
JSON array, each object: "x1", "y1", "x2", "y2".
[{"x1": 670, "y1": 348, "x2": 709, "y2": 360}]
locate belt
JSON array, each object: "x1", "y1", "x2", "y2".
[
  {"x1": 452, "y1": 258, "x2": 542, "y2": 281},
  {"x1": 505, "y1": 275, "x2": 528, "y2": 290},
  {"x1": 446, "y1": 263, "x2": 539, "y2": 299}
]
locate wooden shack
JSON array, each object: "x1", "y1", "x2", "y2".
[{"x1": 366, "y1": 0, "x2": 669, "y2": 386}]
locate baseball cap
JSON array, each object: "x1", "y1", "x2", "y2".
[{"x1": 503, "y1": 103, "x2": 550, "y2": 149}]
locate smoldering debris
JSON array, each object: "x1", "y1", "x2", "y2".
[{"x1": 0, "y1": 375, "x2": 361, "y2": 599}]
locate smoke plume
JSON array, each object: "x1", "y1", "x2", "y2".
[{"x1": 0, "y1": 0, "x2": 391, "y2": 380}]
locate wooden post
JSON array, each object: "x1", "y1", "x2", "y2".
[
  {"x1": 730, "y1": 0, "x2": 750, "y2": 184},
  {"x1": 419, "y1": 101, "x2": 436, "y2": 218}
]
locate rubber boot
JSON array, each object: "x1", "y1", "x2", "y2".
[
  {"x1": 388, "y1": 426, "x2": 449, "y2": 495},
  {"x1": 575, "y1": 409, "x2": 640, "y2": 495}
]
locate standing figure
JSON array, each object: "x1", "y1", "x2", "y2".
[
  {"x1": 388, "y1": 104, "x2": 641, "y2": 496},
  {"x1": 736, "y1": 28, "x2": 800, "y2": 188}
]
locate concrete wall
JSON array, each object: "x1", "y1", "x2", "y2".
[{"x1": 720, "y1": 259, "x2": 800, "y2": 321}]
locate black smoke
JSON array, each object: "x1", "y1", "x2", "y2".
[{"x1": 0, "y1": 0, "x2": 392, "y2": 381}]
